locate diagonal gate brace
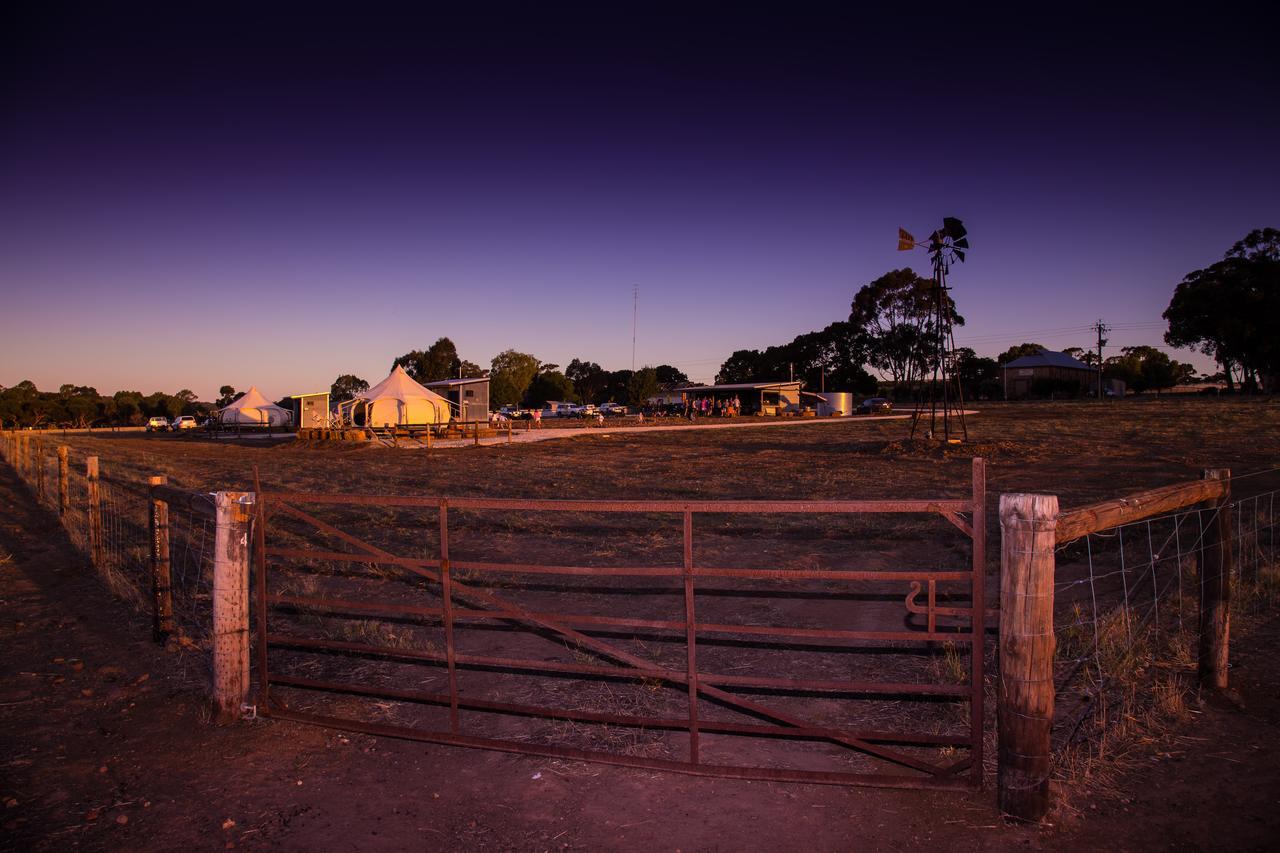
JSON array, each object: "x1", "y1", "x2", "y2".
[{"x1": 267, "y1": 499, "x2": 951, "y2": 777}]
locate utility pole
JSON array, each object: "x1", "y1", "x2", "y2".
[
  {"x1": 1093, "y1": 319, "x2": 1110, "y2": 400},
  {"x1": 631, "y1": 286, "x2": 638, "y2": 373}
]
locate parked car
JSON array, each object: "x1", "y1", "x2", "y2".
[
  {"x1": 857, "y1": 397, "x2": 893, "y2": 415},
  {"x1": 146, "y1": 416, "x2": 171, "y2": 432},
  {"x1": 498, "y1": 406, "x2": 530, "y2": 420},
  {"x1": 565, "y1": 403, "x2": 598, "y2": 418},
  {"x1": 598, "y1": 402, "x2": 628, "y2": 417},
  {"x1": 170, "y1": 415, "x2": 200, "y2": 431}
]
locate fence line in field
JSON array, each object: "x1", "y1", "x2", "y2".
[
  {"x1": 999, "y1": 469, "x2": 1278, "y2": 821},
  {"x1": 0, "y1": 433, "x2": 220, "y2": 652}
]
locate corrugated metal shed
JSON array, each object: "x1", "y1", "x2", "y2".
[
  {"x1": 422, "y1": 377, "x2": 490, "y2": 422},
  {"x1": 1002, "y1": 349, "x2": 1095, "y2": 371}
]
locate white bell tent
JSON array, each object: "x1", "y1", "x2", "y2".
[
  {"x1": 340, "y1": 366, "x2": 453, "y2": 427},
  {"x1": 215, "y1": 386, "x2": 292, "y2": 426}
]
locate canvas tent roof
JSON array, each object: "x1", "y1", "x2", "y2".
[
  {"x1": 1003, "y1": 349, "x2": 1096, "y2": 371},
  {"x1": 216, "y1": 386, "x2": 291, "y2": 425},
  {"x1": 347, "y1": 366, "x2": 453, "y2": 425},
  {"x1": 358, "y1": 366, "x2": 452, "y2": 405}
]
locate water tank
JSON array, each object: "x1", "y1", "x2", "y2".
[{"x1": 815, "y1": 392, "x2": 854, "y2": 416}]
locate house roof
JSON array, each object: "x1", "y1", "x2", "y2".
[{"x1": 1002, "y1": 349, "x2": 1096, "y2": 371}]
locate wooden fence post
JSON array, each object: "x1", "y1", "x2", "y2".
[
  {"x1": 212, "y1": 491, "x2": 253, "y2": 724},
  {"x1": 35, "y1": 439, "x2": 45, "y2": 501},
  {"x1": 1199, "y1": 469, "x2": 1232, "y2": 691},
  {"x1": 18, "y1": 433, "x2": 29, "y2": 482},
  {"x1": 998, "y1": 492, "x2": 1059, "y2": 822},
  {"x1": 86, "y1": 456, "x2": 103, "y2": 568},
  {"x1": 57, "y1": 446, "x2": 69, "y2": 516},
  {"x1": 149, "y1": 476, "x2": 175, "y2": 643}
]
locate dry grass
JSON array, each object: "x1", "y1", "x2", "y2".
[{"x1": 6, "y1": 398, "x2": 1277, "y2": 786}]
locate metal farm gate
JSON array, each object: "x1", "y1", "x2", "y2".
[{"x1": 252, "y1": 460, "x2": 988, "y2": 790}]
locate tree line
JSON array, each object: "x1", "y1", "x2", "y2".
[
  {"x1": 0, "y1": 383, "x2": 204, "y2": 429},
  {"x1": 5, "y1": 229, "x2": 1271, "y2": 427},
  {"x1": 322, "y1": 337, "x2": 692, "y2": 411},
  {"x1": 715, "y1": 226, "x2": 1277, "y2": 399}
]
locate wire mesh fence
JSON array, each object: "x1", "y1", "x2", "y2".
[
  {"x1": 1050, "y1": 485, "x2": 1279, "y2": 769},
  {"x1": 0, "y1": 434, "x2": 220, "y2": 652}
]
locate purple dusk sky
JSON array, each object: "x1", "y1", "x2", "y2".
[{"x1": 3, "y1": 4, "x2": 1277, "y2": 399}]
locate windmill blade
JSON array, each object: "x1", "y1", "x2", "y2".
[
  {"x1": 953, "y1": 237, "x2": 969, "y2": 250},
  {"x1": 953, "y1": 249, "x2": 966, "y2": 263},
  {"x1": 897, "y1": 227, "x2": 915, "y2": 251},
  {"x1": 942, "y1": 217, "x2": 967, "y2": 239}
]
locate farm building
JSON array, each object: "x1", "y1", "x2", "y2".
[
  {"x1": 423, "y1": 377, "x2": 490, "y2": 423},
  {"x1": 651, "y1": 381, "x2": 804, "y2": 415},
  {"x1": 289, "y1": 392, "x2": 331, "y2": 428},
  {"x1": 1001, "y1": 349, "x2": 1099, "y2": 399}
]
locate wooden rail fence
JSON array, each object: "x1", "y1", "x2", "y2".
[{"x1": 999, "y1": 470, "x2": 1234, "y2": 822}]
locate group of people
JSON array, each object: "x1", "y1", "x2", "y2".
[{"x1": 683, "y1": 395, "x2": 742, "y2": 420}]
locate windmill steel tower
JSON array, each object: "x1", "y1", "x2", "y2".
[{"x1": 897, "y1": 217, "x2": 969, "y2": 442}]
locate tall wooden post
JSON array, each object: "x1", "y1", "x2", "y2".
[
  {"x1": 35, "y1": 439, "x2": 45, "y2": 501},
  {"x1": 57, "y1": 446, "x2": 69, "y2": 516},
  {"x1": 149, "y1": 476, "x2": 175, "y2": 642},
  {"x1": 998, "y1": 493, "x2": 1059, "y2": 822},
  {"x1": 18, "y1": 433, "x2": 29, "y2": 482},
  {"x1": 970, "y1": 457, "x2": 987, "y2": 789},
  {"x1": 212, "y1": 491, "x2": 253, "y2": 724},
  {"x1": 86, "y1": 457, "x2": 103, "y2": 568},
  {"x1": 1198, "y1": 469, "x2": 1232, "y2": 691}
]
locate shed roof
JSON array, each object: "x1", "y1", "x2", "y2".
[
  {"x1": 676, "y1": 381, "x2": 803, "y2": 392},
  {"x1": 422, "y1": 377, "x2": 490, "y2": 388},
  {"x1": 1002, "y1": 349, "x2": 1096, "y2": 371}
]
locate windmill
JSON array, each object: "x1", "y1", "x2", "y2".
[{"x1": 896, "y1": 217, "x2": 969, "y2": 442}]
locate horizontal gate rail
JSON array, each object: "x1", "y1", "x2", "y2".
[
  {"x1": 267, "y1": 706, "x2": 976, "y2": 791},
  {"x1": 258, "y1": 491, "x2": 973, "y2": 514},
  {"x1": 266, "y1": 593, "x2": 976, "y2": 644},
  {"x1": 265, "y1": 631, "x2": 972, "y2": 695},
  {"x1": 268, "y1": 675, "x2": 973, "y2": 744},
  {"x1": 253, "y1": 458, "x2": 988, "y2": 790}
]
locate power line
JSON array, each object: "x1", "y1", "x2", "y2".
[{"x1": 1094, "y1": 319, "x2": 1110, "y2": 400}]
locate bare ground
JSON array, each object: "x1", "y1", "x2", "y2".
[{"x1": 3, "y1": 398, "x2": 1280, "y2": 850}]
